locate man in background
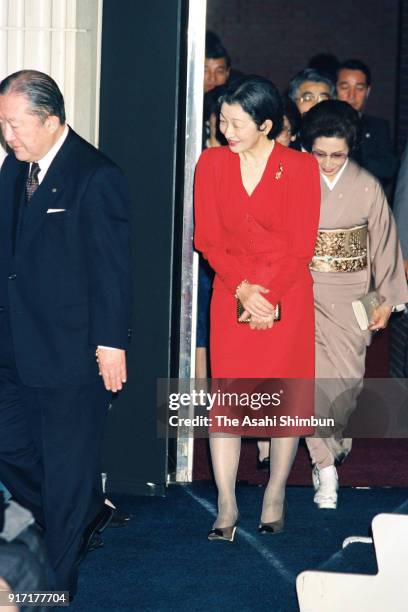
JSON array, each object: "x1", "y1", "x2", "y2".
[
  {"x1": 288, "y1": 67, "x2": 335, "y2": 116},
  {"x1": 393, "y1": 144, "x2": 408, "y2": 278},
  {"x1": 204, "y1": 31, "x2": 231, "y2": 94},
  {"x1": 336, "y1": 59, "x2": 397, "y2": 186}
]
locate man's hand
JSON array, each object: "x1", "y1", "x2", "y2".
[
  {"x1": 96, "y1": 347, "x2": 127, "y2": 392},
  {"x1": 404, "y1": 259, "x2": 408, "y2": 280}
]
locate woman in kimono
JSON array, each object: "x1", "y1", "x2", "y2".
[
  {"x1": 300, "y1": 100, "x2": 408, "y2": 509},
  {"x1": 194, "y1": 76, "x2": 320, "y2": 540}
]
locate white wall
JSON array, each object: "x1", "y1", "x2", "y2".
[{"x1": 0, "y1": 0, "x2": 102, "y2": 163}]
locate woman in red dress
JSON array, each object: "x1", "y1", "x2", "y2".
[{"x1": 194, "y1": 76, "x2": 320, "y2": 540}]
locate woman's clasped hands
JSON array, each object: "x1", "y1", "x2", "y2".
[{"x1": 236, "y1": 281, "x2": 276, "y2": 330}]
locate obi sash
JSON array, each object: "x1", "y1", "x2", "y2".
[{"x1": 310, "y1": 224, "x2": 368, "y2": 273}]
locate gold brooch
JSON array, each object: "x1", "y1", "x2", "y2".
[{"x1": 275, "y1": 163, "x2": 283, "y2": 180}]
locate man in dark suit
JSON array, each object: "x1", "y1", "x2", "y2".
[
  {"x1": 336, "y1": 59, "x2": 398, "y2": 186},
  {"x1": 0, "y1": 70, "x2": 132, "y2": 596},
  {"x1": 392, "y1": 144, "x2": 408, "y2": 377},
  {"x1": 394, "y1": 143, "x2": 408, "y2": 278}
]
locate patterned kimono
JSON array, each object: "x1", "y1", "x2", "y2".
[{"x1": 306, "y1": 159, "x2": 408, "y2": 464}]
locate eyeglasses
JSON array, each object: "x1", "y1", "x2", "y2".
[
  {"x1": 296, "y1": 92, "x2": 331, "y2": 104},
  {"x1": 312, "y1": 151, "x2": 348, "y2": 162}
]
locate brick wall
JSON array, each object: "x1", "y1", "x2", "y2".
[{"x1": 207, "y1": 0, "x2": 400, "y2": 136}]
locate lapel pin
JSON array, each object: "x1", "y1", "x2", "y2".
[
  {"x1": 52, "y1": 187, "x2": 58, "y2": 193},
  {"x1": 275, "y1": 163, "x2": 283, "y2": 180}
]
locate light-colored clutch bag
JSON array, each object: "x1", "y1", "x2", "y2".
[{"x1": 352, "y1": 290, "x2": 381, "y2": 331}]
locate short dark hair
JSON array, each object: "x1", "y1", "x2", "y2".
[
  {"x1": 282, "y1": 96, "x2": 301, "y2": 136},
  {"x1": 308, "y1": 53, "x2": 340, "y2": 82},
  {"x1": 288, "y1": 68, "x2": 335, "y2": 102},
  {"x1": 203, "y1": 84, "x2": 228, "y2": 122},
  {"x1": 337, "y1": 59, "x2": 371, "y2": 87},
  {"x1": 300, "y1": 100, "x2": 360, "y2": 152},
  {"x1": 203, "y1": 85, "x2": 228, "y2": 146},
  {"x1": 218, "y1": 75, "x2": 283, "y2": 139},
  {"x1": 205, "y1": 31, "x2": 231, "y2": 69},
  {"x1": 0, "y1": 69, "x2": 66, "y2": 124}
]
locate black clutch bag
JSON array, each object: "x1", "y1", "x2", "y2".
[{"x1": 237, "y1": 299, "x2": 281, "y2": 324}]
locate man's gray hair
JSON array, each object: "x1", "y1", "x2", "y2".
[
  {"x1": 0, "y1": 69, "x2": 66, "y2": 124},
  {"x1": 288, "y1": 68, "x2": 335, "y2": 102}
]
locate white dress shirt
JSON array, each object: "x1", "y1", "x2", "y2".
[{"x1": 34, "y1": 124, "x2": 69, "y2": 183}]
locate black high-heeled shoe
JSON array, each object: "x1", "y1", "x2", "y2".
[
  {"x1": 258, "y1": 501, "x2": 286, "y2": 534},
  {"x1": 257, "y1": 456, "x2": 270, "y2": 471},
  {"x1": 208, "y1": 514, "x2": 239, "y2": 542}
]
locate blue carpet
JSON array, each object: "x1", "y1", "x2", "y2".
[{"x1": 70, "y1": 485, "x2": 408, "y2": 612}]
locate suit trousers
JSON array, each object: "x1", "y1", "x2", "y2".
[{"x1": 0, "y1": 311, "x2": 110, "y2": 594}]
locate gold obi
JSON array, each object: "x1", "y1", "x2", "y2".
[{"x1": 310, "y1": 224, "x2": 368, "y2": 273}]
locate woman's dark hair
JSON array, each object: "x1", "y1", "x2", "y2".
[
  {"x1": 281, "y1": 96, "x2": 301, "y2": 136},
  {"x1": 300, "y1": 100, "x2": 360, "y2": 152},
  {"x1": 203, "y1": 84, "x2": 227, "y2": 121},
  {"x1": 203, "y1": 84, "x2": 228, "y2": 146},
  {"x1": 218, "y1": 75, "x2": 283, "y2": 139}
]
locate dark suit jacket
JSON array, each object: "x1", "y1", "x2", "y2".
[
  {"x1": 352, "y1": 114, "x2": 398, "y2": 185},
  {"x1": 0, "y1": 492, "x2": 4, "y2": 533},
  {"x1": 394, "y1": 143, "x2": 408, "y2": 259},
  {"x1": 0, "y1": 128, "x2": 132, "y2": 387}
]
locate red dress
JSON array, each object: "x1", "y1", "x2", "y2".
[{"x1": 194, "y1": 143, "x2": 320, "y2": 436}]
